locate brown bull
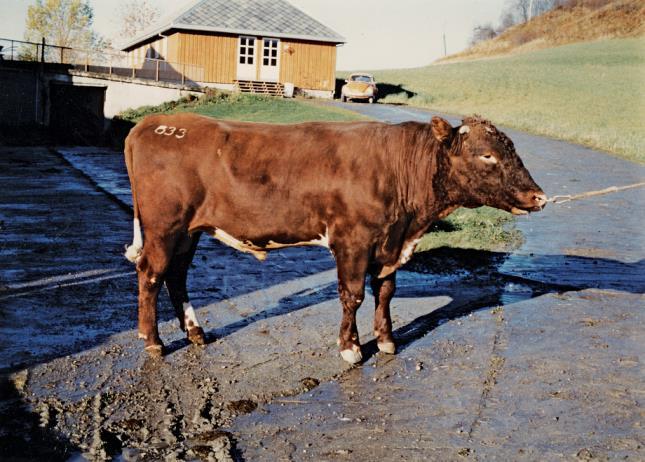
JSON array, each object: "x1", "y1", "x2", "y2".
[{"x1": 124, "y1": 113, "x2": 546, "y2": 363}]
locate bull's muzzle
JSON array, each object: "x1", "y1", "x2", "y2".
[
  {"x1": 511, "y1": 190, "x2": 547, "y2": 215},
  {"x1": 533, "y1": 192, "x2": 547, "y2": 209}
]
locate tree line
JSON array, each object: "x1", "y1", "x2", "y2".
[{"x1": 21, "y1": 0, "x2": 159, "y2": 60}]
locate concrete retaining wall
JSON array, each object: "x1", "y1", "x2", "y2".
[
  {"x1": 64, "y1": 74, "x2": 204, "y2": 118},
  {"x1": 0, "y1": 66, "x2": 41, "y2": 126},
  {"x1": 0, "y1": 63, "x2": 208, "y2": 130}
]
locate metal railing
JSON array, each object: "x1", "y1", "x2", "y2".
[
  {"x1": 0, "y1": 37, "x2": 72, "y2": 63},
  {"x1": 71, "y1": 51, "x2": 205, "y2": 86},
  {"x1": 1, "y1": 37, "x2": 205, "y2": 86}
]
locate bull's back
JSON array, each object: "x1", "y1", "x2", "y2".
[
  {"x1": 127, "y1": 113, "x2": 395, "y2": 240},
  {"x1": 129, "y1": 112, "x2": 383, "y2": 169}
]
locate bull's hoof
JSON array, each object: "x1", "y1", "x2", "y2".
[
  {"x1": 144, "y1": 343, "x2": 164, "y2": 358},
  {"x1": 377, "y1": 341, "x2": 396, "y2": 355},
  {"x1": 340, "y1": 345, "x2": 363, "y2": 364},
  {"x1": 187, "y1": 326, "x2": 206, "y2": 346}
]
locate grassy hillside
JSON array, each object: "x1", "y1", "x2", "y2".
[
  {"x1": 374, "y1": 38, "x2": 644, "y2": 163},
  {"x1": 444, "y1": 0, "x2": 644, "y2": 62}
]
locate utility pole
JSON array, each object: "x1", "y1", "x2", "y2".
[
  {"x1": 528, "y1": 0, "x2": 535, "y2": 20},
  {"x1": 442, "y1": 21, "x2": 447, "y2": 57}
]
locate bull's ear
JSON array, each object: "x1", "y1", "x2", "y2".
[{"x1": 431, "y1": 116, "x2": 453, "y2": 144}]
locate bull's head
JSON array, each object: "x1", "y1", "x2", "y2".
[{"x1": 431, "y1": 116, "x2": 547, "y2": 215}]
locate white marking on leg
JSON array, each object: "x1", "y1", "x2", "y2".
[
  {"x1": 125, "y1": 218, "x2": 143, "y2": 263},
  {"x1": 138, "y1": 332, "x2": 148, "y2": 340},
  {"x1": 183, "y1": 302, "x2": 201, "y2": 330}
]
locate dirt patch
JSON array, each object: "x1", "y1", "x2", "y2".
[{"x1": 563, "y1": 246, "x2": 617, "y2": 259}]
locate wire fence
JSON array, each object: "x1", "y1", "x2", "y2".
[{"x1": 0, "y1": 37, "x2": 204, "y2": 86}]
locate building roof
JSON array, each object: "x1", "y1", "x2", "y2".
[{"x1": 121, "y1": 0, "x2": 346, "y2": 51}]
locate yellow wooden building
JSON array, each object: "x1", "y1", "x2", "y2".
[{"x1": 120, "y1": 0, "x2": 345, "y2": 98}]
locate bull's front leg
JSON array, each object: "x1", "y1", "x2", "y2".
[
  {"x1": 335, "y1": 248, "x2": 369, "y2": 364},
  {"x1": 370, "y1": 271, "x2": 396, "y2": 354}
]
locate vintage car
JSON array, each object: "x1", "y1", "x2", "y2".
[{"x1": 340, "y1": 73, "x2": 378, "y2": 103}]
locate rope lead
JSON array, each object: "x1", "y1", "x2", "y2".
[{"x1": 547, "y1": 181, "x2": 645, "y2": 205}]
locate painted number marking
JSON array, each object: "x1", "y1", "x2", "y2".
[{"x1": 154, "y1": 125, "x2": 187, "y2": 139}]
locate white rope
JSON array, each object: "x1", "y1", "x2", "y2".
[{"x1": 547, "y1": 181, "x2": 645, "y2": 204}]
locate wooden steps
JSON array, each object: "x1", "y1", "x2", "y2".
[{"x1": 234, "y1": 80, "x2": 285, "y2": 97}]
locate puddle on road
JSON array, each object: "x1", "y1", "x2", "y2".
[{"x1": 499, "y1": 282, "x2": 534, "y2": 305}]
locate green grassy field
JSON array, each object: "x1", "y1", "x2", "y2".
[
  {"x1": 118, "y1": 90, "x2": 521, "y2": 254},
  {"x1": 367, "y1": 38, "x2": 644, "y2": 163}
]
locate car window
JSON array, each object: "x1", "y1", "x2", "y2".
[{"x1": 350, "y1": 75, "x2": 372, "y2": 83}]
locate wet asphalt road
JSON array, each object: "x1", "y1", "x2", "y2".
[{"x1": 1, "y1": 103, "x2": 644, "y2": 461}]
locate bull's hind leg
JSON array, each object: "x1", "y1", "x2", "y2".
[
  {"x1": 335, "y1": 248, "x2": 369, "y2": 364},
  {"x1": 165, "y1": 232, "x2": 205, "y2": 345},
  {"x1": 370, "y1": 271, "x2": 397, "y2": 354},
  {"x1": 136, "y1": 235, "x2": 175, "y2": 356}
]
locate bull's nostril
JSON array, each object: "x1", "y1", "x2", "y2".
[{"x1": 533, "y1": 193, "x2": 547, "y2": 207}]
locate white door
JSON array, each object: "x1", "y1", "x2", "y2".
[
  {"x1": 237, "y1": 36, "x2": 257, "y2": 80},
  {"x1": 259, "y1": 38, "x2": 280, "y2": 82}
]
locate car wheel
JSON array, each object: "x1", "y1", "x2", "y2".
[
  {"x1": 340, "y1": 94, "x2": 346, "y2": 102},
  {"x1": 368, "y1": 97, "x2": 374, "y2": 104}
]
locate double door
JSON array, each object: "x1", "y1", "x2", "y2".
[{"x1": 237, "y1": 36, "x2": 280, "y2": 82}]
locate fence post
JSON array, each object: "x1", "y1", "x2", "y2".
[
  {"x1": 60, "y1": 47, "x2": 64, "y2": 64},
  {"x1": 11, "y1": 40, "x2": 14, "y2": 61},
  {"x1": 85, "y1": 53, "x2": 89, "y2": 72},
  {"x1": 182, "y1": 63, "x2": 185, "y2": 85},
  {"x1": 156, "y1": 59, "x2": 159, "y2": 81},
  {"x1": 40, "y1": 37, "x2": 45, "y2": 62}
]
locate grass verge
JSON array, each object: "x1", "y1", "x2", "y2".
[
  {"x1": 366, "y1": 38, "x2": 644, "y2": 164},
  {"x1": 117, "y1": 90, "x2": 367, "y2": 124}
]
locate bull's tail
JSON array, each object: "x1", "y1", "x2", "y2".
[{"x1": 124, "y1": 134, "x2": 143, "y2": 263}]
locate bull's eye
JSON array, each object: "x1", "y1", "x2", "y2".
[{"x1": 479, "y1": 154, "x2": 498, "y2": 165}]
